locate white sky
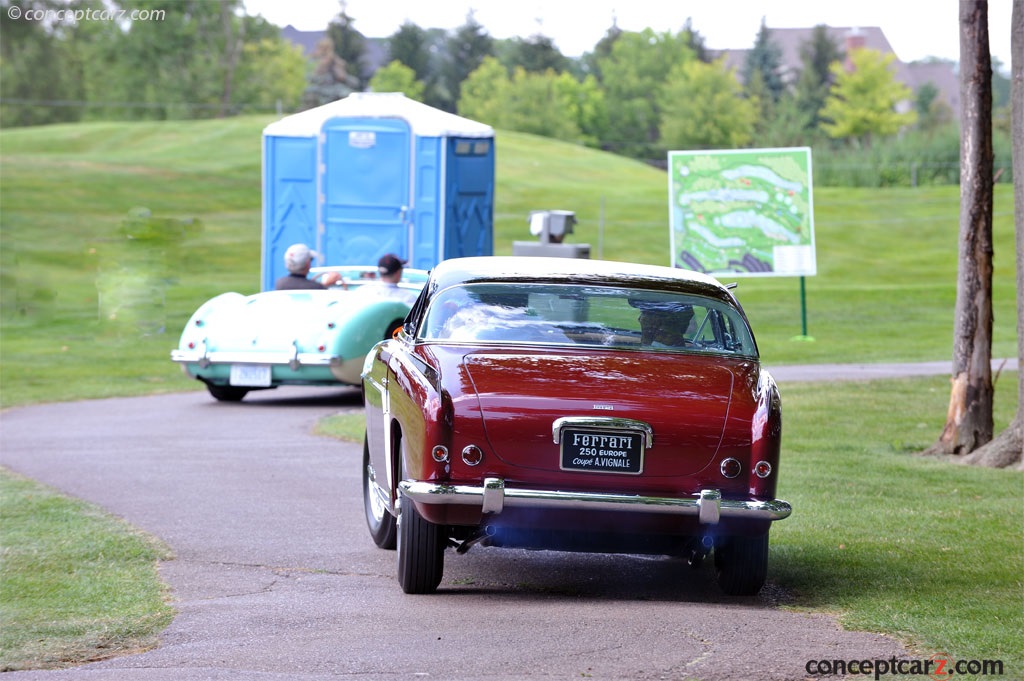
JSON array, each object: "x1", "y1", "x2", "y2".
[{"x1": 243, "y1": 0, "x2": 1015, "y2": 68}]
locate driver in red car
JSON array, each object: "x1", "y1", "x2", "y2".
[{"x1": 638, "y1": 304, "x2": 695, "y2": 348}]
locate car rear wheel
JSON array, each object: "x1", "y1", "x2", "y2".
[
  {"x1": 384, "y1": 319, "x2": 403, "y2": 339},
  {"x1": 362, "y1": 435, "x2": 396, "y2": 549},
  {"x1": 206, "y1": 383, "x2": 249, "y2": 402},
  {"x1": 397, "y1": 490, "x2": 445, "y2": 594},
  {"x1": 714, "y1": 533, "x2": 769, "y2": 596}
]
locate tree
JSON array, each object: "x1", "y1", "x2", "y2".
[
  {"x1": 327, "y1": 6, "x2": 369, "y2": 90},
  {"x1": 926, "y1": 0, "x2": 996, "y2": 457},
  {"x1": 794, "y1": 25, "x2": 844, "y2": 133},
  {"x1": 681, "y1": 18, "x2": 710, "y2": 63},
  {"x1": 0, "y1": 0, "x2": 83, "y2": 126},
  {"x1": 596, "y1": 28, "x2": 695, "y2": 157},
  {"x1": 303, "y1": 37, "x2": 358, "y2": 108},
  {"x1": 580, "y1": 22, "x2": 623, "y2": 82},
  {"x1": 439, "y1": 11, "x2": 494, "y2": 112},
  {"x1": 458, "y1": 58, "x2": 605, "y2": 146},
  {"x1": 369, "y1": 61, "x2": 425, "y2": 101},
  {"x1": 914, "y1": 82, "x2": 955, "y2": 132},
  {"x1": 232, "y1": 38, "x2": 308, "y2": 113},
  {"x1": 820, "y1": 48, "x2": 917, "y2": 147},
  {"x1": 741, "y1": 18, "x2": 785, "y2": 103},
  {"x1": 962, "y1": 0, "x2": 1023, "y2": 468},
  {"x1": 659, "y1": 59, "x2": 756, "y2": 149},
  {"x1": 388, "y1": 21, "x2": 431, "y2": 81},
  {"x1": 500, "y1": 34, "x2": 569, "y2": 74},
  {"x1": 500, "y1": 68, "x2": 581, "y2": 140},
  {"x1": 457, "y1": 56, "x2": 509, "y2": 125}
]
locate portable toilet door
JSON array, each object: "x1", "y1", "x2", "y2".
[{"x1": 318, "y1": 116, "x2": 412, "y2": 266}]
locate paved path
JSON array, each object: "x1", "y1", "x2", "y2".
[{"x1": 4, "y1": 359, "x2": 1005, "y2": 679}]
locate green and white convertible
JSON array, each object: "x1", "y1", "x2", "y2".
[{"x1": 171, "y1": 266, "x2": 427, "y2": 401}]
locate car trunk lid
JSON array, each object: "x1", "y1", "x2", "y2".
[{"x1": 462, "y1": 350, "x2": 749, "y2": 477}]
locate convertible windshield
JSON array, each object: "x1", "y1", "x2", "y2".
[{"x1": 419, "y1": 283, "x2": 757, "y2": 357}]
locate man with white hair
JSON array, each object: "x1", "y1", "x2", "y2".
[{"x1": 275, "y1": 243, "x2": 336, "y2": 290}]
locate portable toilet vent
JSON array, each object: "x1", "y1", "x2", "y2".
[{"x1": 261, "y1": 93, "x2": 495, "y2": 290}]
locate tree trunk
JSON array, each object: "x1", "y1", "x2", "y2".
[
  {"x1": 927, "y1": 0, "x2": 995, "y2": 456},
  {"x1": 963, "y1": 0, "x2": 1024, "y2": 468}
]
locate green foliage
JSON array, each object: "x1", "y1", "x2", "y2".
[
  {"x1": 458, "y1": 59, "x2": 607, "y2": 147},
  {"x1": 440, "y1": 11, "x2": 494, "y2": 111},
  {"x1": 0, "y1": 468, "x2": 174, "y2": 670},
  {"x1": 232, "y1": 38, "x2": 308, "y2": 113},
  {"x1": 456, "y1": 56, "x2": 508, "y2": 125},
  {"x1": 659, "y1": 59, "x2": 756, "y2": 149},
  {"x1": 741, "y1": 18, "x2": 786, "y2": 103},
  {"x1": 498, "y1": 34, "x2": 570, "y2": 74},
  {"x1": 595, "y1": 28, "x2": 695, "y2": 157},
  {"x1": 327, "y1": 8, "x2": 369, "y2": 88},
  {"x1": 0, "y1": 0, "x2": 84, "y2": 126},
  {"x1": 793, "y1": 25, "x2": 844, "y2": 134},
  {"x1": 501, "y1": 68, "x2": 581, "y2": 141},
  {"x1": 388, "y1": 21, "x2": 432, "y2": 81},
  {"x1": 302, "y1": 38, "x2": 357, "y2": 109},
  {"x1": 821, "y1": 48, "x2": 918, "y2": 147},
  {"x1": 369, "y1": 61, "x2": 425, "y2": 101}
]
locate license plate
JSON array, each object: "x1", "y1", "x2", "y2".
[
  {"x1": 229, "y1": 364, "x2": 272, "y2": 387},
  {"x1": 559, "y1": 429, "x2": 645, "y2": 475}
]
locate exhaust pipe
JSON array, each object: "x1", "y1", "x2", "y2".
[
  {"x1": 686, "y1": 534, "x2": 715, "y2": 568},
  {"x1": 456, "y1": 525, "x2": 497, "y2": 554}
]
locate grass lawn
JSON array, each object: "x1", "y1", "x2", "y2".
[
  {"x1": 0, "y1": 117, "x2": 1020, "y2": 673},
  {"x1": 0, "y1": 469, "x2": 174, "y2": 670}
]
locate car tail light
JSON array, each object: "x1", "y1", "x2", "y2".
[
  {"x1": 462, "y1": 444, "x2": 483, "y2": 466},
  {"x1": 754, "y1": 460, "x2": 773, "y2": 478},
  {"x1": 720, "y1": 458, "x2": 741, "y2": 478},
  {"x1": 431, "y1": 445, "x2": 449, "y2": 463}
]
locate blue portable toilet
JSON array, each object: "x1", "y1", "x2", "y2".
[{"x1": 261, "y1": 92, "x2": 496, "y2": 291}]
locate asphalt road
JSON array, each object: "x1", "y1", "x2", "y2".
[{"x1": 4, "y1": 363, "x2": 982, "y2": 680}]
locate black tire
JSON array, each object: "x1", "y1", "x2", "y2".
[
  {"x1": 715, "y1": 533, "x2": 770, "y2": 596},
  {"x1": 397, "y1": 490, "x2": 445, "y2": 594},
  {"x1": 384, "y1": 319, "x2": 403, "y2": 340},
  {"x1": 362, "y1": 435, "x2": 397, "y2": 549},
  {"x1": 206, "y1": 383, "x2": 249, "y2": 402}
]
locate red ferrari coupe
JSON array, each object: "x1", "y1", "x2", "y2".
[{"x1": 361, "y1": 256, "x2": 791, "y2": 595}]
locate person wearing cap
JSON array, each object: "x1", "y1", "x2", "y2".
[
  {"x1": 275, "y1": 243, "x2": 339, "y2": 290},
  {"x1": 363, "y1": 253, "x2": 419, "y2": 304}
]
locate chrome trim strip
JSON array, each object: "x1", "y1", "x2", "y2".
[
  {"x1": 551, "y1": 416, "x2": 654, "y2": 447},
  {"x1": 170, "y1": 350, "x2": 339, "y2": 367},
  {"x1": 397, "y1": 480, "x2": 791, "y2": 525}
]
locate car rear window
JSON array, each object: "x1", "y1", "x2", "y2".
[{"x1": 419, "y1": 283, "x2": 757, "y2": 357}]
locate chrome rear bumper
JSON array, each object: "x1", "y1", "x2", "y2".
[
  {"x1": 170, "y1": 348, "x2": 339, "y2": 369},
  {"x1": 398, "y1": 478, "x2": 791, "y2": 525}
]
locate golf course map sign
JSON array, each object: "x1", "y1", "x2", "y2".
[{"x1": 668, "y1": 147, "x2": 816, "y2": 277}]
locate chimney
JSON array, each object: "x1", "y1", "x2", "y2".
[{"x1": 844, "y1": 27, "x2": 866, "y2": 71}]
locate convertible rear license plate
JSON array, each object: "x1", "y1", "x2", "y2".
[
  {"x1": 560, "y1": 429, "x2": 644, "y2": 475},
  {"x1": 230, "y1": 364, "x2": 272, "y2": 387}
]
